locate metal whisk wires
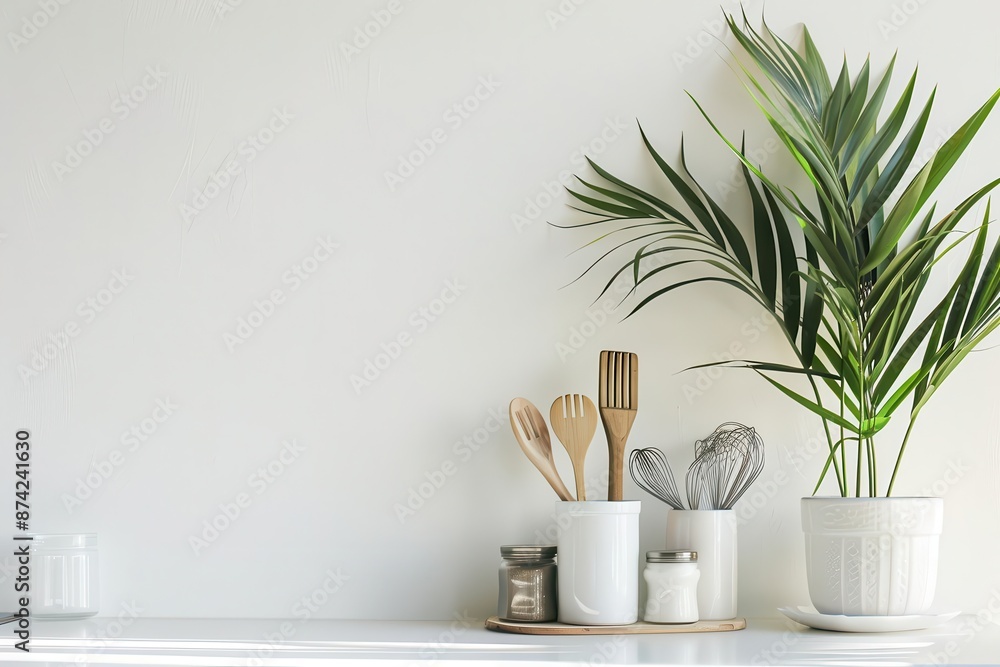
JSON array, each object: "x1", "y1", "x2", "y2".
[
  {"x1": 629, "y1": 447, "x2": 684, "y2": 510},
  {"x1": 685, "y1": 422, "x2": 765, "y2": 510}
]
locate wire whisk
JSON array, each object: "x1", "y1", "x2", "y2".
[
  {"x1": 686, "y1": 422, "x2": 765, "y2": 510},
  {"x1": 629, "y1": 447, "x2": 684, "y2": 510}
]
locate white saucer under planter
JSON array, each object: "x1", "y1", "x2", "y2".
[{"x1": 801, "y1": 497, "x2": 944, "y2": 616}]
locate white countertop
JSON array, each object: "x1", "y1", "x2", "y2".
[{"x1": 1, "y1": 615, "x2": 998, "y2": 666}]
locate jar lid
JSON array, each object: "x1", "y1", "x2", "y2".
[
  {"x1": 647, "y1": 550, "x2": 696, "y2": 563},
  {"x1": 28, "y1": 533, "x2": 98, "y2": 550},
  {"x1": 501, "y1": 545, "x2": 556, "y2": 559}
]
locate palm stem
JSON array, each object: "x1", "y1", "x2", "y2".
[
  {"x1": 886, "y1": 418, "x2": 918, "y2": 496},
  {"x1": 856, "y1": 438, "x2": 863, "y2": 496},
  {"x1": 867, "y1": 438, "x2": 876, "y2": 497}
]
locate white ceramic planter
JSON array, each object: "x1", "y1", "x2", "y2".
[
  {"x1": 664, "y1": 510, "x2": 737, "y2": 620},
  {"x1": 801, "y1": 497, "x2": 943, "y2": 616},
  {"x1": 555, "y1": 501, "x2": 640, "y2": 625}
]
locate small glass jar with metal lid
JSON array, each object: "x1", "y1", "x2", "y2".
[
  {"x1": 643, "y1": 550, "x2": 699, "y2": 623},
  {"x1": 497, "y1": 545, "x2": 557, "y2": 622},
  {"x1": 29, "y1": 533, "x2": 100, "y2": 618}
]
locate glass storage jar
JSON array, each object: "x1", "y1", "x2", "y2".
[
  {"x1": 30, "y1": 533, "x2": 99, "y2": 619},
  {"x1": 497, "y1": 545, "x2": 557, "y2": 622}
]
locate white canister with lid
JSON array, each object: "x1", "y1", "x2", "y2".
[
  {"x1": 30, "y1": 533, "x2": 99, "y2": 619},
  {"x1": 643, "y1": 550, "x2": 699, "y2": 623}
]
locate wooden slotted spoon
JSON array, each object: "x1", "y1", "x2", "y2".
[
  {"x1": 509, "y1": 398, "x2": 574, "y2": 501},
  {"x1": 549, "y1": 394, "x2": 598, "y2": 501},
  {"x1": 599, "y1": 350, "x2": 638, "y2": 501}
]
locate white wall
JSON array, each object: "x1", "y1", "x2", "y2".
[{"x1": 2, "y1": 0, "x2": 999, "y2": 621}]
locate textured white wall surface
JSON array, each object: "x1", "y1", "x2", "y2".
[{"x1": 1, "y1": 0, "x2": 999, "y2": 621}]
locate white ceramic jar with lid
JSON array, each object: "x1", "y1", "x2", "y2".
[
  {"x1": 643, "y1": 550, "x2": 699, "y2": 623},
  {"x1": 29, "y1": 533, "x2": 99, "y2": 618}
]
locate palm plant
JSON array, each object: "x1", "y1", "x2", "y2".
[{"x1": 560, "y1": 12, "x2": 1000, "y2": 497}]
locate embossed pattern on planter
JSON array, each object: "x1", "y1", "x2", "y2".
[
  {"x1": 823, "y1": 539, "x2": 841, "y2": 606},
  {"x1": 802, "y1": 498, "x2": 943, "y2": 616}
]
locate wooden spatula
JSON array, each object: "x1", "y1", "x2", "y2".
[
  {"x1": 549, "y1": 394, "x2": 598, "y2": 501},
  {"x1": 599, "y1": 350, "x2": 638, "y2": 501}
]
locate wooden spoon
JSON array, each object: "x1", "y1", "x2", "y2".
[
  {"x1": 549, "y1": 394, "x2": 598, "y2": 501},
  {"x1": 509, "y1": 398, "x2": 574, "y2": 501}
]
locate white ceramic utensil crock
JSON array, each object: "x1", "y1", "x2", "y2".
[
  {"x1": 556, "y1": 500, "x2": 641, "y2": 625},
  {"x1": 665, "y1": 509, "x2": 737, "y2": 620}
]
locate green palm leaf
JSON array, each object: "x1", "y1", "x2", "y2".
[{"x1": 559, "y1": 11, "x2": 1000, "y2": 497}]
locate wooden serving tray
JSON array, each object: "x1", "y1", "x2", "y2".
[{"x1": 485, "y1": 616, "x2": 746, "y2": 635}]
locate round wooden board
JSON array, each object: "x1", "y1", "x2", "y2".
[{"x1": 485, "y1": 616, "x2": 746, "y2": 635}]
